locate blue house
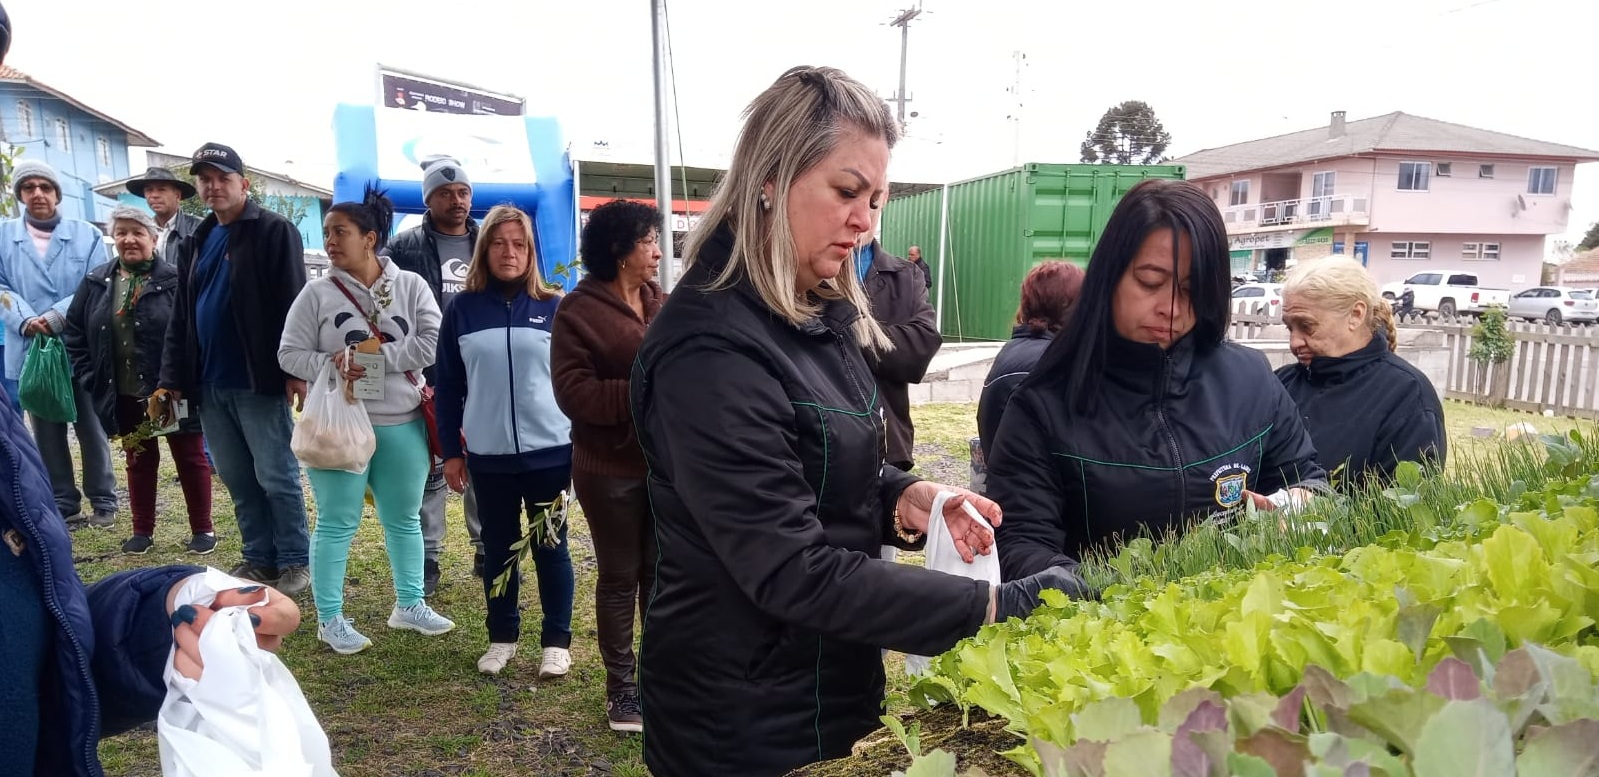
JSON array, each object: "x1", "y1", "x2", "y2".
[
  {"x1": 0, "y1": 65, "x2": 157, "y2": 223},
  {"x1": 96, "y1": 150, "x2": 334, "y2": 253}
]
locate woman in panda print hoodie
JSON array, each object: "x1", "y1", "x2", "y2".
[{"x1": 278, "y1": 188, "x2": 456, "y2": 656}]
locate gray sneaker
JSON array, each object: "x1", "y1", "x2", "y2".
[
  {"x1": 88, "y1": 509, "x2": 116, "y2": 529},
  {"x1": 387, "y1": 601, "x2": 456, "y2": 636},
  {"x1": 317, "y1": 616, "x2": 372, "y2": 655},
  {"x1": 276, "y1": 565, "x2": 311, "y2": 596}
]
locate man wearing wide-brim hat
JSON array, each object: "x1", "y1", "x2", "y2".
[{"x1": 126, "y1": 166, "x2": 200, "y2": 265}]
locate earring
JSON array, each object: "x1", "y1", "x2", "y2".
[{"x1": 759, "y1": 193, "x2": 772, "y2": 211}]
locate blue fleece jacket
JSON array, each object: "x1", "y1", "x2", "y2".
[
  {"x1": 0, "y1": 360, "x2": 199, "y2": 775},
  {"x1": 435, "y1": 287, "x2": 572, "y2": 473}
]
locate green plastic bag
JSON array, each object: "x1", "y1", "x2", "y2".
[{"x1": 18, "y1": 334, "x2": 77, "y2": 423}]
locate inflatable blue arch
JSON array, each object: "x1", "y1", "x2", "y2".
[{"x1": 331, "y1": 103, "x2": 578, "y2": 287}]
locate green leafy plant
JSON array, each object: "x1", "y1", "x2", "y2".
[
  {"x1": 908, "y1": 438, "x2": 1599, "y2": 774},
  {"x1": 487, "y1": 489, "x2": 572, "y2": 599},
  {"x1": 1468, "y1": 307, "x2": 1515, "y2": 365}
]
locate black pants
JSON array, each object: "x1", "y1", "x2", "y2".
[
  {"x1": 572, "y1": 469, "x2": 657, "y2": 695},
  {"x1": 473, "y1": 464, "x2": 574, "y2": 647}
]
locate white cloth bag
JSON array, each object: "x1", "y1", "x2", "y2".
[
  {"x1": 158, "y1": 568, "x2": 339, "y2": 777},
  {"x1": 904, "y1": 491, "x2": 1001, "y2": 676}
]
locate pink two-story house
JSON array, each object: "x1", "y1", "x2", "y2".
[{"x1": 1175, "y1": 112, "x2": 1599, "y2": 289}]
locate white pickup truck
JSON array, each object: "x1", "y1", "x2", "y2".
[{"x1": 1380, "y1": 270, "x2": 1509, "y2": 317}]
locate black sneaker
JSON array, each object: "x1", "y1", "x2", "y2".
[
  {"x1": 63, "y1": 512, "x2": 87, "y2": 531},
  {"x1": 472, "y1": 552, "x2": 484, "y2": 579},
  {"x1": 121, "y1": 535, "x2": 154, "y2": 555},
  {"x1": 423, "y1": 558, "x2": 441, "y2": 597},
  {"x1": 606, "y1": 691, "x2": 643, "y2": 733},
  {"x1": 228, "y1": 561, "x2": 280, "y2": 586},
  {"x1": 186, "y1": 533, "x2": 218, "y2": 555}
]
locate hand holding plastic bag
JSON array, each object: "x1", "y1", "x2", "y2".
[
  {"x1": 158, "y1": 568, "x2": 338, "y2": 777},
  {"x1": 290, "y1": 357, "x2": 375, "y2": 474},
  {"x1": 905, "y1": 491, "x2": 1001, "y2": 676}
]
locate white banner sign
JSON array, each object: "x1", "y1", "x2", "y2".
[
  {"x1": 581, "y1": 210, "x2": 702, "y2": 232},
  {"x1": 1230, "y1": 231, "x2": 1301, "y2": 251},
  {"x1": 372, "y1": 109, "x2": 538, "y2": 185}
]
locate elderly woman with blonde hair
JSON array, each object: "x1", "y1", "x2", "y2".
[{"x1": 1276, "y1": 256, "x2": 1446, "y2": 484}]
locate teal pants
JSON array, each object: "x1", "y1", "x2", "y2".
[{"x1": 306, "y1": 419, "x2": 430, "y2": 622}]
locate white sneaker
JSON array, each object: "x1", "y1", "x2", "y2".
[
  {"x1": 478, "y1": 642, "x2": 518, "y2": 675},
  {"x1": 317, "y1": 616, "x2": 372, "y2": 655},
  {"x1": 387, "y1": 601, "x2": 456, "y2": 636},
  {"x1": 539, "y1": 646, "x2": 572, "y2": 679}
]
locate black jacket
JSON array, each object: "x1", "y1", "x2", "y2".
[
  {"x1": 159, "y1": 200, "x2": 306, "y2": 397},
  {"x1": 991, "y1": 334, "x2": 1327, "y2": 579},
  {"x1": 1275, "y1": 333, "x2": 1445, "y2": 484},
  {"x1": 159, "y1": 212, "x2": 202, "y2": 265},
  {"x1": 63, "y1": 260, "x2": 200, "y2": 436},
  {"x1": 630, "y1": 223, "x2": 989, "y2": 777},
  {"x1": 384, "y1": 214, "x2": 478, "y2": 385},
  {"x1": 383, "y1": 214, "x2": 479, "y2": 310},
  {"x1": 976, "y1": 325, "x2": 1054, "y2": 463},
  {"x1": 862, "y1": 242, "x2": 941, "y2": 469}
]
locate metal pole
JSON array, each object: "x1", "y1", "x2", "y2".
[
  {"x1": 651, "y1": 0, "x2": 676, "y2": 291},
  {"x1": 896, "y1": 21, "x2": 909, "y2": 126},
  {"x1": 935, "y1": 183, "x2": 950, "y2": 333}
]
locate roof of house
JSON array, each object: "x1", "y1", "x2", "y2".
[
  {"x1": 1176, "y1": 112, "x2": 1599, "y2": 180},
  {"x1": 1560, "y1": 248, "x2": 1599, "y2": 281},
  {"x1": 92, "y1": 151, "x2": 334, "y2": 199},
  {"x1": 0, "y1": 65, "x2": 158, "y2": 147}
]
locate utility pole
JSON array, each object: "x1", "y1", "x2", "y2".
[
  {"x1": 888, "y1": 5, "x2": 922, "y2": 129},
  {"x1": 650, "y1": 0, "x2": 676, "y2": 291},
  {"x1": 1006, "y1": 50, "x2": 1027, "y2": 166}
]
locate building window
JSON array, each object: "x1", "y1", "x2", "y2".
[
  {"x1": 1482, "y1": 242, "x2": 1500, "y2": 260},
  {"x1": 1392, "y1": 241, "x2": 1431, "y2": 259},
  {"x1": 1462, "y1": 242, "x2": 1500, "y2": 260},
  {"x1": 1398, "y1": 162, "x2": 1429, "y2": 191},
  {"x1": 1435, "y1": 162, "x2": 1452, "y2": 177},
  {"x1": 53, "y1": 118, "x2": 70, "y2": 152},
  {"x1": 1479, "y1": 164, "x2": 1495, "y2": 179},
  {"x1": 95, "y1": 136, "x2": 111, "y2": 168},
  {"x1": 15, "y1": 100, "x2": 33, "y2": 138},
  {"x1": 1230, "y1": 180, "x2": 1249, "y2": 206},
  {"x1": 1528, "y1": 167, "x2": 1558, "y2": 195}
]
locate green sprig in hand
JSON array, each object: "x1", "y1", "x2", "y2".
[{"x1": 488, "y1": 489, "x2": 572, "y2": 599}]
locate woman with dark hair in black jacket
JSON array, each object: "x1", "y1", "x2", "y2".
[{"x1": 991, "y1": 179, "x2": 1328, "y2": 580}]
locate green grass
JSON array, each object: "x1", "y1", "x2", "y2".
[{"x1": 82, "y1": 399, "x2": 1582, "y2": 775}]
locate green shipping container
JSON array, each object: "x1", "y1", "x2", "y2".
[{"x1": 881, "y1": 163, "x2": 1186, "y2": 342}]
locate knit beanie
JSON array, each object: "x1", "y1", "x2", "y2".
[
  {"x1": 12, "y1": 159, "x2": 60, "y2": 199},
  {"x1": 421, "y1": 155, "x2": 470, "y2": 202}
]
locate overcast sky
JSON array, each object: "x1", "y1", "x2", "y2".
[{"x1": 8, "y1": 0, "x2": 1596, "y2": 250}]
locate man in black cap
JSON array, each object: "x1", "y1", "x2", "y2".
[
  {"x1": 155, "y1": 142, "x2": 312, "y2": 595},
  {"x1": 126, "y1": 166, "x2": 199, "y2": 264}
]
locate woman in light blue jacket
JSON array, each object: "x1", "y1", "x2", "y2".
[
  {"x1": 0, "y1": 159, "x2": 118, "y2": 527},
  {"x1": 278, "y1": 188, "x2": 454, "y2": 655},
  {"x1": 435, "y1": 204, "x2": 575, "y2": 678}
]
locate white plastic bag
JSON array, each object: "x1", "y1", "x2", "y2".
[
  {"x1": 290, "y1": 357, "x2": 375, "y2": 474},
  {"x1": 158, "y1": 568, "x2": 339, "y2": 777},
  {"x1": 905, "y1": 491, "x2": 1001, "y2": 676}
]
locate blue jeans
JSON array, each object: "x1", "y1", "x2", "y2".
[
  {"x1": 198, "y1": 386, "x2": 310, "y2": 569},
  {"x1": 474, "y1": 464, "x2": 574, "y2": 647}
]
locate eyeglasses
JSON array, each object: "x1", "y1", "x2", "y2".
[{"x1": 19, "y1": 182, "x2": 54, "y2": 194}]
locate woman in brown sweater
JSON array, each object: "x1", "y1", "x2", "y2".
[{"x1": 551, "y1": 199, "x2": 665, "y2": 733}]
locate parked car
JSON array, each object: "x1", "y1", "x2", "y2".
[
  {"x1": 1379, "y1": 271, "x2": 1509, "y2": 317},
  {"x1": 1232, "y1": 282, "x2": 1284, "y2": 315},
  {"x1": 1506, "y1": 286, "x2": 1599, "y2": 325}
]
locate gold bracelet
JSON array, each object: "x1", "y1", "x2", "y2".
[{"x1": 892, "y1": 505, "x2": 923, "y2": 543}]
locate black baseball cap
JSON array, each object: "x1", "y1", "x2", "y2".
[{"x1": 190, "y1": 142, "x2": 244, "y2": 176}]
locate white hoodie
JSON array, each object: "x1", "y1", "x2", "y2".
[{"x1": 278, "y1": 259, "x2": 441, "y2": 426}]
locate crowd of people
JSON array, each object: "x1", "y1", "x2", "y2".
[{"x1": 0, "y1": 30, "x2": 1451, "y2": 776}]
